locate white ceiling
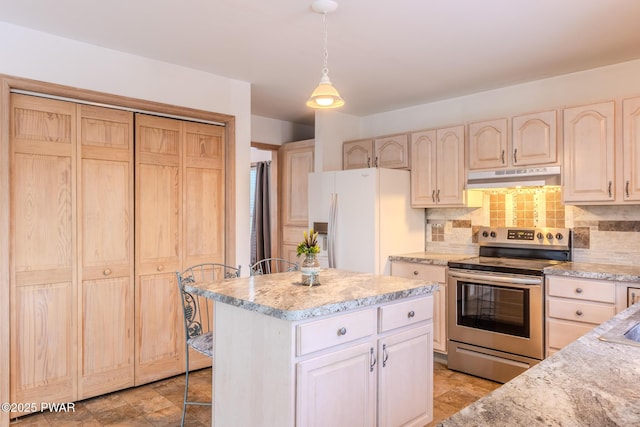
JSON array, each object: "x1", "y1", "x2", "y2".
[{"x1": 2, "y1": 0, "x2": 640, "y2": 126}]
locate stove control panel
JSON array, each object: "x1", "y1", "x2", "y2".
[{"x1": 478, "y1": 226, "x2": 571, "y2": 249}]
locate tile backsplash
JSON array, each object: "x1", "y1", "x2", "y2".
[{"x1": 425, "y1": 187, "x2": 640, "y2": 266}]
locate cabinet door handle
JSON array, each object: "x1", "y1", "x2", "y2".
[
  {"x1": 431, "y1": 190, "x2": 436, "y2": 203},
  {"x1": 369, "y1": 347, "x2": 376, "y2": 372},
  {"x1": 337, "y1": 327, "x2": 347, "y2": 336},
  {"x1": 382, "y1": 343, "x2": 389, "y2": 367},
  {"x1": 575, "y1": 288, "x2": 583, "y2": 294},
  {"x1": 367, "y1": 157, "x2": 371, "y2": 168},
  {"x1": 501, "y1": 149, "x2": 505, "y2": 164},
  {"x1": 576, "y1": 310, "x2": 584, "y2": 316},
  {"x1": 608, "y1": 181, "x2": 612, "y2": 198},
  {"x1": 626, "y1": 180, "x2": 630, "y2": 198},
  {"x1": 631, "y1": 292, "x2": 637, "y2": 305},
  {"x1": 513, "y1": 148, "x2": 518, "y2": 164},
  {"x1": 407, "y1": 310, "x2": 415, "y2": 318},
  {"x1": 436, "y1": 189, "x2": 440, "y2": 203},
  {"x1": 374, "y1": 156, "x2": 379, "y2": 167}
]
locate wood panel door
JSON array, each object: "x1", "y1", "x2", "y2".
[
  {"x1": 10, "y1": 94, "x2": 78, "y2": 411},
  {"x1": 623, "y1": 97, "x2": 640, "y2": 202},
  {"x1": 135, "y1": 114, "x2": 184, "y2": 384},
  {"x1": 410, "y1": 129, "x2": 437, "y2": 207},
  {"x1": 183, "y1": 121, "x2": 225, "y2": 370},
  {"x1": 563, "y1": 101, "x2": 615, "y2": 203},
  {"x1": 436, "y1": 126, "x2": 465, "y2": 206},
  {"x1": 468, "y1": 118, "x2": 508, "y2": 170},
  {"x1": 374, "y1": 133, "x2": 410, "y2": 169},
  {"x1": 343, "y1": 139, "x2": 373, "y2": 170},
  {"x1": 512, "y1": 110, "x2": 558, "y2": 166},
  {"x1": 77, "y1": 105, "x2": 134, "y2": 399}
]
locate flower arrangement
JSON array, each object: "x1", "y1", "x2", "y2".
[{"x1": 296, "y1": 228, "x2": 320, "y2": 257}]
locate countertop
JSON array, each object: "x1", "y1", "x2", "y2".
[
  {"x1": 545, "y1": 261, "x2": 640, "y2": 282},
  {"x1": 389, "y1": 252, "x2": 474, "y2": 266},
  {"x1": 184, "y1": 268, "x2": 438, "y2": 321},
  {"x1": 438, "y1": 303, "x2": 640, "y2": 427}
]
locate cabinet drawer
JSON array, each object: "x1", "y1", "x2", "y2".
[
  {"x1": 379, "y1": 296, "x2": 433, "y2": 333},
  {"x1": 391, "y1": 262, "x2": 446, "y2": 283},
  {"x1": 547, "y1": 276, "x2": 615, "y2": 303},
  {"x1": 547, "y1": 297, "x2": 615, "y2": 324},
  {"x1": 547, "y1": 319, "x2": 594, "y2": 350},
  {"x1": 297, "y1": 308, "x2": 377, "y2": 356}
]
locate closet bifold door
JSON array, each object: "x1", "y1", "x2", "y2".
[
  {"x1": 9, "y1": 94, "x2": 78, "y2": 416},
  {"x1": 77, "y1": 105, "x2": 134, "y2": 399},
  {"x1": 134, "y1": 114, "x2": 184, "y2": 384},
  {"x1": 182, "y1": 121, "x2": 226, "y2": 370}
]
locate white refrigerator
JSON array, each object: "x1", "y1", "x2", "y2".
[{"x1": 308, "y1": 167, "x2": 424, "y2": 275}]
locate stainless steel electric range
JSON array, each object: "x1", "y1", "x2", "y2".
[{"x1": 447, "y1": 226, "x2": 571, "y2": 383}]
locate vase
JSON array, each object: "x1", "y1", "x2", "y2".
[{"x1": 301, "y1": 253, "x2": 321, "y2": 286}]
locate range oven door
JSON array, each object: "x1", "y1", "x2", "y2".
[{"x1": 447, "y1": 269, "x2": 544, "y2": 360}]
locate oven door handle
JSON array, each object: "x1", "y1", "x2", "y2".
[{"x1": 448, "y1": 270, "x2": 542, "y2": 286}]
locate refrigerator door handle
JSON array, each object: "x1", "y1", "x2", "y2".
[{"x1": 328, "y1": 193, "x2": 337, "y2": 268}]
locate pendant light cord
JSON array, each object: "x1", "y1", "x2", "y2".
[{"x1": 322, "y1": 12, "x2": 329, "y2": 76}]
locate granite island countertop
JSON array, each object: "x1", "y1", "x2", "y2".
[
  {"x1": 438, "y1": 303, "x2": 640, "y2": 427},
  {"x1": 389, "y1": 252, "x2": 475, "y2": 266},
  {"x1": 184, "y1": 268, "x2": 438, "y2": 321}
]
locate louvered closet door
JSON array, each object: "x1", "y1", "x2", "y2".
[
  {"x1": 77, "y1": 105, "x2": 134, "y2": 399},
  {"x1": 135, "y1": 114, "x2": 184, "y2": 384},
  {"x1": 10, "y1": 94, "x2": 78, "y2": 411}
]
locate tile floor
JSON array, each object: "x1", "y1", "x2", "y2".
[{"x1": 10, "y1": 361, "x2": 499, "y2": 426}]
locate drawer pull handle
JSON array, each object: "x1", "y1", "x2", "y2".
[
  {"x1": 337, "y1": 327, "x2": 347, "y2": 336},
  {"x1": 413, "y1": 271, "x2": 419, "y2": 276},
  {"x1": 103, "y1": 268, "x2": 111, "y2": 276},
  {"x1": 576, "y1": 310, "x2": 583, "y2": 316},
  {"x1": 157, "y1": 265, "x2": 164, "y2": 272},
  {"x1": 575, "y1": 288, "x2": 583, "y2": 294},
  {"x1": 408, "y1": 310, "x2": 415, "y2": 318}
]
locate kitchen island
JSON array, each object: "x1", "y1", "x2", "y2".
[
  {"x1": 185, "y1": 268, "x2": 438, "y2": 427},
  {"x1": 438, "y1": 303, "x2": 640, "y2": 426}
]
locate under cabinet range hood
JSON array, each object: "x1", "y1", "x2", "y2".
[{"x1": 466, "y1": 166, "x2": 561, "y2": 189}]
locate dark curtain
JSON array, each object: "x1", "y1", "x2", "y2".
[{"x1": 251, "y1": 161, "x2": 271, "y2": 265}]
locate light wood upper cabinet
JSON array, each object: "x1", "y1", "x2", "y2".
[
  {"x1": 623, "y1": 96, "x2": 640, "y2": 201},
  {"x1": 512, "y1": 110, "x2": 557, "y2": 166},
  {"x1": 469, "y1": 112, "x2": 558, "y2": 170},
  {"x1": 563, "y1": 101, "x2": 615, "y2": 203},
  {"x1": 410, "y1": 126, "x2": 466, "y2": 207},
  {"x1": 10, "y1": 94, "x2": 78, "y2": 411},
  {"x1": 279, "y1": 139, "x2": 314, "y2": 263},
  {"x1": 468, "y1": 119, "x2": 508, "y2": 169},
  {"x1": 374, "y1": 133, "x2": 410, "y2": 169},
  {"x1": 77, "y1": 105, "x2": 134, "y2": 399},
  {"x1": 343, "y1": 134, "x2": 410, "y2": 170},
  {"x1": 343, "y1": 138, "x2": 373, "y2": 170}
]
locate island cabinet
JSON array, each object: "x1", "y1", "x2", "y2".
[
  {"x1": 468, "y1": 111, "x2": 558, "y2": 170},
  {"x1": 187, "y1": 269, "x2": 435, "y2": 427},
  {"x1": 343, "y1": 134, "x2": 410, "y2": 170},
  {"x1": 410, "y1": 126, "x2": 471, "y2": 207},
  {"x1": 391, "y1": 261, "x2": 448, "y2": 354}
]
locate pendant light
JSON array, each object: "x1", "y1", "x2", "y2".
[{"x1": 306, "y1": 0, "x2": 345, "y2": 109}]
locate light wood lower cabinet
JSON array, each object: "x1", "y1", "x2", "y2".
[
  {"x1": 391, "y1": 261, "x2": 447, "y2": 354},
  {"x1": 546, "y1": 275, "x2": 621, "y2": 356},
  {"x1": 214, "y1": 296, "x2": 433, "y2": 426}
]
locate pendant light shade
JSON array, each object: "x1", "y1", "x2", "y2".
[
  {"x1": 307, "y1": 0, "x2": 344, "y2": 109},
  {"x1": 306, "y1": 71, "x2": 345, "y2": 108}
]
